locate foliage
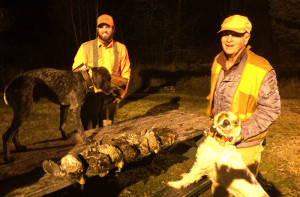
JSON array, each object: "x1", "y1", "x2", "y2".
[
  {"x1": 268, "y1": 0, "x2": 300, "y2": 65},
  {"x1": 127, "y1": 62, "x2": 211, "y2": 94}
]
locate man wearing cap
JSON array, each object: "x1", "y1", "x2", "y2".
[
  {"x1": 206, "y1": 15, "x2": 280, "y2": 196},
  {"x1": 72, "y1": 14, "x2": 131, "y2": 128}
]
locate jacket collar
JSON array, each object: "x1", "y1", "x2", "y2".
[
  {"x1": 97, "y1": 38, "x2": 114, "y2": 48},
  {"x1": 216, "y1": 48, "x2": 247, "y2": 71}
]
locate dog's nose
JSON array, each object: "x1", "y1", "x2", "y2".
[{"x1": 223, "y1": 119, "x2": 230, "y2": 126}]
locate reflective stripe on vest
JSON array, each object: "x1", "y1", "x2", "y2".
[{"x1": 91, "y1": 39, "x2": 119, "y2": 75}]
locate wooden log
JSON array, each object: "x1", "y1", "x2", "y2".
[{"x1": 0, "y1": 110, "x2": 209, "y2": 196}]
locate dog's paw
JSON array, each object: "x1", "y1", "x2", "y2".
[
  {"x1": 168, "y1": 181, "x2": 182, "y2": 189},
  {"x1": 180, "y1": 173, "x2": 188, "y2": 178},
  {"x1": 61, "y1": 132, "x2": 68, "y2": 140},
  {"x1": 4, "y1": 156, "x2": 15, "y2": 163},
  {"x1": 61, "y1": 135, "x2": 68, "y2": 140}
]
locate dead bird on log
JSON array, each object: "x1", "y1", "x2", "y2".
[
  {"x1": 139, "y1": 128, "x2": 161, "y2": 155},
  {"x1": 117, "y1": 130, "x2": 161, "y2": 156},
  {"x1": 120, "y1": 133, "x2": 140, "y2": 145},
  {"x1": 152, "y1": 127, "x2": 177, "y2": 147},
  {"x1": 43, "y1": 154, "x2": 85, "y2": 188},
  {"x1": 94, "y1": 144, "x2": 124, "y2": 173},
  {"x1": 80, "y1": 147, "x2": 112, "y2": 177},
  {"x1": 42, "y1": 144, "x2": 123, "y2": 184},
  {"x1": 41, "y1": 127, "x2": 177, "y2": 188},
  {"x1": 100, "y1": 136, "x2": 140, "y2": 163}
]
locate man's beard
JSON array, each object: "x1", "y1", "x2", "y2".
[{"x1": 98, "y1": 32, "x2": 113, "y2": 44}]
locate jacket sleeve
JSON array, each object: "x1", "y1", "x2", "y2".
[
  {"x1": 119, "y1": 45, "x2": 131, "y2": 80},
  {"x1": 241, "y1": 70, "x2": 281, "y2": 140},
  {"x1": 118, "y1": 44, "x2": 131, "y2": 98},
  {"x1": 72, "y1": 44, "x2": 87, "y2": 71}
]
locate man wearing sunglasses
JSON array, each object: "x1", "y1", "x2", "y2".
[{"x1": 206, "y1": 15, "x2": 281, "y2": 196}]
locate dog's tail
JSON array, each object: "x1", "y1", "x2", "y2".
[
  {"x1": 3, "y1": 87, "x2": 9, "y2": 105},
  {"x1": 3, "y1": 78, "x2": 14, "y2": 106}
]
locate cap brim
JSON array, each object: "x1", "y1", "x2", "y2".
[
  {"x1": 217, "y1": 28, "x2": 247, "y2": 34},
  {"x1": 97, "y1": 22, "x2": 113, "y2": 27}
]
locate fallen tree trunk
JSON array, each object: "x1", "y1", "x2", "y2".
[{"x1": 0, "y1": 110, "x2": 209, "y2": 196}]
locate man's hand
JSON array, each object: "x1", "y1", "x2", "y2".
[
  {"x1": 73, "y1": 63, "x2": 88, "y2": 72},
  {"x1": 113, "y1": 98, "x2": 121, "y2": 104}
]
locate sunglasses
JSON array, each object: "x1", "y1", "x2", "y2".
[{"x1": 221, "y1": 30, "x2": 246, "y2": 37}]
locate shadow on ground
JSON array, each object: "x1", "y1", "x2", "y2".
[{"x1": 257, "y1": 172, "x2": 282, "y2": 197}]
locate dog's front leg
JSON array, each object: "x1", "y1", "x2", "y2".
[
  {"x1": 12, "y1": 131, "x2": 27, "y2": 151},
  {"x1": 72, "y1": 107, "x2": 92, "y2": 144},
  {"x1": 168, "y1": 158, "x2": 207, "y2": 189},
  {"x1": 59, "y1": 105, "x2": 70, "y2": 139},
  {"x1": 3, "y1": 127, "x2": 18, "y2": 162},
  {"x1": 168, "y1": 143, "x2": 213, "y2": 189}
]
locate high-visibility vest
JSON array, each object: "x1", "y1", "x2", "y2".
[
  {"x1": 207, "y1": 49, "x2": 273, "y2": 142},
  {"x1": 72, "y1": 39, "x2": 131, "y2": 80},
  {"x1": 87, "y1": 39, "x2": 120, "y2": 75},
  {"x1": 73, "y1": 39, "x2": 130, "y2": 98}
]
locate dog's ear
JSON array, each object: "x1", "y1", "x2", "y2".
[
  {"x1": 91, "y1": 67, "x2": 103, "y2": 88},
  {"x1": 91, "y1": 67, "x2": 111, "y2": 95},
  {"x1": 91, "y1": 67, "x2": 111, "y2": 81}
]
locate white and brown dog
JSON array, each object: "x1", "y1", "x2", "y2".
[{"x1": 168, "y1": 111, "x2": 269, "y2": 197}]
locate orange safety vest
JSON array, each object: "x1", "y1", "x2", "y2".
[
  {"x1": 207, "y1": 49, "x2": 273, "y2": 142},
  {"x1": 72, "y1": 39, "x2": 131, "y2": 98}
]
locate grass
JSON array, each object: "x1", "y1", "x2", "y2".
[
  {"x1": 259, "y1": 98, "x2": 300, "y2": 196},
  {"x1": 0, "y1": 77, "x2": 300, "y2": 196},
  {"x1": 0, "y1": 100, "x2": 76, "y2": 150}
]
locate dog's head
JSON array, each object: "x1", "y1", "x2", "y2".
[
  {"x1": 90, "y1": 67, "x2": 111, "y2": 95},
  {"x1": 213, "y1": 111, "x2": 241, "y2": 144}
]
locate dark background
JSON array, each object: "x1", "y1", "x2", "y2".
[{"x1": 0, "y1": 0, "x2": 299, "y2": 91}]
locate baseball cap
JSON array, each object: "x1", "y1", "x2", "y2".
[
  {"x1": 218, "y1": 15, "x2": 252, "y2": 34},
  {"x1": 97, "y1": 14, "x2": 114, "y2": 27}
]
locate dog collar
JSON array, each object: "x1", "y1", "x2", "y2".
[
  {"x1": 81, "y1": 68, "x2": 103, "y2": 93},
  {"x1": 81, "y1": 70, "x2": 93, "y2": 88},
  {"x1": 208, "y1": 126, "x2": 233, "y2": 143},
  {"x1": 87, "y1": 69, "x2": 103, "y2": 93}
]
